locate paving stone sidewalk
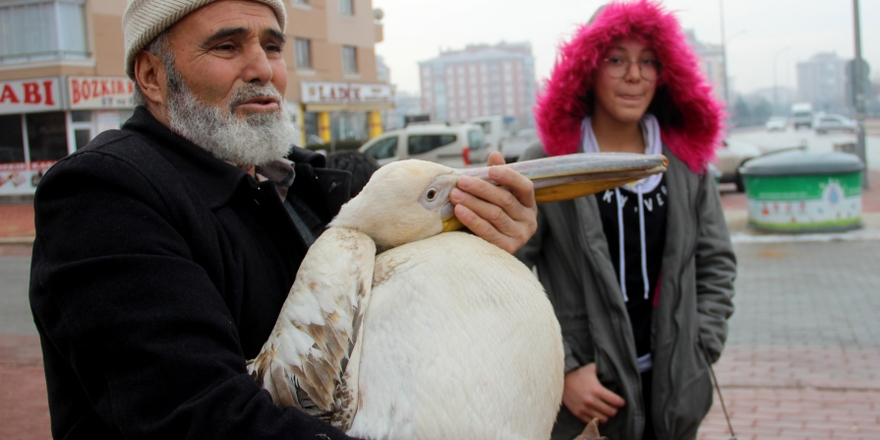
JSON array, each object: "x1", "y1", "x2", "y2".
[{"x1": 698, "y1": 240, "x2": 880, "y2": 439}]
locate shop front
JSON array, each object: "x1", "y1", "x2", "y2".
[
  {"x1": 299, "y1": 81, "x2": 394, "y2": 150},
  {"x1": 0, "y1": 76, "x2": 135, "y2": 196}
]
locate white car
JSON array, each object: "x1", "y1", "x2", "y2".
[
  {"x1": 714, "y1": 139, "x2": 762, "y2": 192},
  {"x1": 359, "y1": 123, "x2": 492, "y2": 168},
  {"x1": 498, "y1": 128, "x2": 539, "y2": 162},
  {"x1": 765, "y1": 116, "x2": 787, "y2": 132},
  {"x1": 814, "y1": 114, "x2": 857, "y2": 134}
]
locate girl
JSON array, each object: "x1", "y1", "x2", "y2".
[{"x1": 516, "y1": 2, "x2": 736, "y2": 439}]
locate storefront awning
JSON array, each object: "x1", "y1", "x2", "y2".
[{"x1": 303, "y1": 102, "x2": 395, "y2": 112}]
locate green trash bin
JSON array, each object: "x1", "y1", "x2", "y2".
[{"x1": 739, "y1": 150, "x2": 865, "y2": 233}]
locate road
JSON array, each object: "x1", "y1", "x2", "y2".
[
  {"x1": 728, "y1": 127, "x2": 880, "y2": 172},
  {"x1": 0, "y1": 251, "x2": 36, "y2": 335}
]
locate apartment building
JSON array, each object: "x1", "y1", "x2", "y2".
[
  {"x1": 0, "y1": 0, "x2": 389, "y2": 196},
  {"x1": 418, "y1": 42, "x2": 536, "y2": 129},
  {"x1": 797, "y1": 52, "x2": 848, "y2": 114}
]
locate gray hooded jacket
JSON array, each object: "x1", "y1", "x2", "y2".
[{"x1": 516, "y1": 144, "x2": 736, "y2": 440}]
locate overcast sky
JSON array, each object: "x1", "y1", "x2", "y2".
[{"x1": 371, "y1": 0, "x2": 880, "y2": 97}]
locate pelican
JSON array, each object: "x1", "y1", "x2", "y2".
[{"x1": 248, "y1": 153, "x2": 667, "y2": 439}]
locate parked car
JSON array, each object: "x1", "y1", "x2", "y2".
[
  {"x1": 359, "y1": 123, "x2": 491, "y2": 168},
  {"x1": 765, "y1": 116, "x2": 788, "y2": 132},
  {"x1": 814, "y1": 114, "x2": 857, "y2": 134},
  {"x1": 714, "y1": 139, "x2": 762, "y2": 192},
  {"x1": 498, "y1": 128, "x2": 539, "y2": 162}
]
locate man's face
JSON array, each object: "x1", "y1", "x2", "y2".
[
  {"x1": 166, "y1": 0, "x2": 287, "y2": 117},
  {"x1": 153, "y1": 0, "x2": 295, "y2": 167}
]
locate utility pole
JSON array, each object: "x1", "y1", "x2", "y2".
[
  {"x1": 719, "y1": 0, "x2": 730, "y2": 104},
  {"x1": 852, "y1": 0, "x2": 868, "y2": 188}
]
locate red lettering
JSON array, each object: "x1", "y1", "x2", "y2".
[
  {"x1": 71, "y1": 79, "x2": 81, "y2": 104},
  {"x1": 82, "y1": 80, "x2": 91, "y2": 100},
  {"x1": 43, "y1": 80, "x2": 55, "y2": 106},
  {"x1": 127, "y1": 81, "x2": 134, "y2": 94},
  {"x1": 23, "y1": 82, "x2": 42, "y2": 104},
  {"x1": 0, "y1": 84, "x2": 19, "y2": 103},
  {"x1": 101, "y1": 80, "x2": 110, "y2": 97}
]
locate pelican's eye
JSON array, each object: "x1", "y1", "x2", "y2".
[{"x1": 426, "y1": 188, "x2": 438, "y2": 201}]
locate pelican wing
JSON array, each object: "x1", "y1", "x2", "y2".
[{"x1": 248, "y1": 226, "x2": 375, "y2": 426}]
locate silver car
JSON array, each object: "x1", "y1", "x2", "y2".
[
  {"x1": 359, "y1": 123, "x2": 492, "y2": 168},
  {"x1": 814, "y1": 114, "x2": 857, "y2": 135}
]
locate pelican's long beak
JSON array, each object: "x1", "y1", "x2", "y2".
[{"x1": 442, "y1": 152, "x2": 668, "y2": 231}]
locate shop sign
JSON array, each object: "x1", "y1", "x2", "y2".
[
  {"x1": 68, "y1": 77, "x2": 135, "y2": 110},
  {"x1": 0, "y1": 77, "x2": 62, "y2": 115},
  {"x1": 0, "y1": 161, "x2": 58, "y2": 196},
  {"x1": 301, "y1": 81, "x2": 394, "y2": 104}
]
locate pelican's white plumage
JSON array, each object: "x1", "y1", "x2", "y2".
[
  {"x1": 348, "y1": 231, "x2": 563, "y2": 439},
  {"x1": 249, "y1": 155, "x2": 667, "y2": 439}
]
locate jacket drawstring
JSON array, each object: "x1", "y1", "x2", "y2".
[
  {"x1": 614, "y1": 188, "x2": 628, "y2": 302},
  {"x1": 637, "y1": 187, "x2": 649, "y2": 299},
  {"x1": 614, "y1": 187, "x2": 650, "y2": 302}
]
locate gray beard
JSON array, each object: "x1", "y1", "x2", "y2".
[{"x1": 164, "y1": 65, "x2": 296, "y2": 167}]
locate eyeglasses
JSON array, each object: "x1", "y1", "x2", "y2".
[{"x1": 602, "y1": 57, "x2": 662, "y2": 81}]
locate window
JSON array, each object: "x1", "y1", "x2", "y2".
[
  {"x1": 0, "y1": 115, "x2": 24, "y2": 164},
  {"x1": 295, "y1": 38, "x2": 311, "y2": 69},
  {"x1": 468, "y1": 130, "x2": 486, "y2": 150},
  {"x1": 338, "y1": 0, "x2": 353, "y2": 16},
  {"x1": 342, "y1": 46, "x2": 357, "y2": 74},
  {"x1": 26, "y1": 112, "x2": 68, "y2": 162},
  {"x1": 364, "y1": 136, "x2": 398, "y2": 160},
  {"x1": 408, "y1": 134, "x2": 456, "y2": 155},
  {"x1": 291, "y1": 0, "x2": 308, "y2": 4},
  {"x1": 0, "y1": 0, "x2": 88, "y2": 63}
]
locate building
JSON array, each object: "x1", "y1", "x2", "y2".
[
  {"x1": 418, "y1": 42, "x2": 536, "y2": 129},
  {"x1": 684, "y1": 30, "x2": 726, "y2": 102},
  {"x1": 384, "y1": 91, "x2": 422, "y2": 130},
  {"x1": 0, "y1": 0, "x2": 390, "y2": 196},
  {"x1": 797, "y1": 52, "x2": 848, "y2": 114}
]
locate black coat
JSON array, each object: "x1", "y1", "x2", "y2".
[{"x1": 29, "y1": 107, "x2": 355, "y2": 439}]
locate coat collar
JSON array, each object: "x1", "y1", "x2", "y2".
[
  {"x1": 122, "y1": 107, "x2": 339, "y2": 211},
  {"x1": 123, "y1": 107, "x2": 251, "y2": 209}
]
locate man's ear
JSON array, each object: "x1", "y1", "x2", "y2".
[{"x1": 133, "y1": 50, "x2": 167, "y2": 106}]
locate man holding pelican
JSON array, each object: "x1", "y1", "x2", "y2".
[{"x1": 28, "y1": 0, "x2": 666, "y2": 438}]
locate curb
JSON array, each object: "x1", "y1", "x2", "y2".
[{"x1": 0, "y1": 237, "x2": 35, "y2": 246}]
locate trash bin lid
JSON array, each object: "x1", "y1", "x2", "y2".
[{"x1": 739, "y1": 149, "x2": 865, "y2": 176}]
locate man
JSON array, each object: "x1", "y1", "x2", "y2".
[{"x1": 29, "y1": 1, "x2": 538, "y2": 438}]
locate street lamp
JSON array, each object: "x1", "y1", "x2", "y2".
[
  {"x1": 773, "y1": 47, "x2": 791, "y2": 114},
  {"x1": 722, "y1": 29, "x2": 746, "y2": 103},
  {"x1": 719, "y1": 0, "x2": 745, "y2": 103}
]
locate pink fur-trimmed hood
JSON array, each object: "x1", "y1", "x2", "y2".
[{"x1": 534, "y1": 0, "x2": 725, "y2": 173}]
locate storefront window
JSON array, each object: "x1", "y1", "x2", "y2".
[
  {"x1": 332, "y1": 112, "x2": 367, "y2": 142},
  {"x1": 71, "y1": 110, "x2": 91, "y2": 122},
  {"x1": 74, "y1": 129, "x2": 91, "y2": 149},
  {"x1": 26, "y1": 112, "x2": 68, "y2": 162},
  {"x1": 0, "y1": 115, "x2": 25, "y2": 164},
  {"x1": 303, "y1": 112, "x2": 320, "y2": 146}
]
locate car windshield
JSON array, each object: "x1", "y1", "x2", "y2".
[
  {"x1": 363, "y1": 136, "x2": 398, "y2": 159},
  {"x1": 468, "y1": 130, "x2": 486, "y2": 150}
]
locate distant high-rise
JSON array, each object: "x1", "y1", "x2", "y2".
[
  {"x1": 797, "y1": 53, "x2": 847, "y2": 113},
  {"x1": 418, "y1": 42, "x2": 536, "y2": 128}
]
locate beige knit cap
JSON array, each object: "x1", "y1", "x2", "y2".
[{"x1": 123, "y1": 0, "x2": 287, "y2": 80}]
